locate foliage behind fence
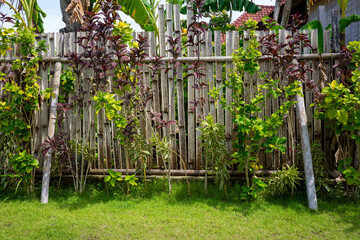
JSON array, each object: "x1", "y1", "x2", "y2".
[{"x1": 0, "y1": 4, "x2": 342, "y2": 175}]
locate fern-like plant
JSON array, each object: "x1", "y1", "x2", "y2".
[
  {"x1": 199, "y1": 114, "x2": 230, "y2": 194},
  {"x1": 268, "y1": 164, "x2": 302, "y2": 196}
]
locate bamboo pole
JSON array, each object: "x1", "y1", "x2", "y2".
[
  {"x1": 296, "y1": 84, "x2": 318, "y2": 210},
  {"x1": 174, "y1": 4, "x2": 187, "y2": 169},
  {"x1": 225, "y1": 31, "x2": 233, "y2": 155},
  {"x1": 166, "y1": 4, "x2": 177, "y2": 169},
  {"x1": 41, "y1": 62, "x2": 62, "y2": 204},
  {"x1": 214, "y1": 31, "x2": 223, "y2": 125},
  {"x1": 0, "y1": 53, "x2": 341, "y2": 63},
  {"x1": 158, "y1": 5, "x2": 169, "y2": 140},
  {"x1": 187, "y1": 4, "x2": 195, "y2": 169}
]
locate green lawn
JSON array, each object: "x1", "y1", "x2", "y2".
[{"x1": 0, "y1": 181, "x2": 359, "y2": 240}]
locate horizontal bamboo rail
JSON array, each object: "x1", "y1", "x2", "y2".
[{"x1": 0, "y1": 53, "x2": 340, "y2": 63}]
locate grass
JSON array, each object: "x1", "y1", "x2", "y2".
[{"x1": 0, "y1": 180, "x2": 360, "y2": 240}]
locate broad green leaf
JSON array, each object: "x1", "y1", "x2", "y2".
[
  {"x1": 181, "y1": 0, "x2": 261, "y2": 14},
  {"x1": 340, "y1": 14, "x2": 360, "y2": 33},
  {"x1": 110, "y1": 178, "x2": 116, "y2": 187},
  {"x1": 104, "y1": 175, "x2": 111, "y2": 182},
  {"x1": 26, "y1": 166, "x2": 33, "y2": 173},
  {"x1": 337, "y1": 109, "x2": 348, "y2": 124},
  {"x1": 116, "y1": 0, "x2": 158, "y2": 36},
  {"x1": 108, "y1": 169, "x2": 117, "y2": 178},
  {"x1": 301, "y1": 20, "x2": 324, "y2": 53}
]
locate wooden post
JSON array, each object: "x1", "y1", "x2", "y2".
[
  {"x1": 41, "y1": 62, "x2": 62, "y2": 204},
  {"x1": 296, "y1": 86, "x2": 318, "y2": 210}
]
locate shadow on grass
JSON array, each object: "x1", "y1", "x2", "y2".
[{"x1": 1, "y1": 178, "x2": 359, "y2": 234}]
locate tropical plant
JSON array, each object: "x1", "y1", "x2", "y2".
[
  {"x1": 240, "y1": 177, "x2": 267, "y2": 200},
  {"x1": 0, "y1": 13, "x2": 47, "y2": 192},
  {"x1": 314, "y1": 42, "x2": 360, "y2": 177},
  {"x1": 298, "y1": 141, "x2": 332, "y2": 196},
  {"x1": 268, "y1": 164, "x2": 302, "y2": 196},
  {"x1": 218, "y1": 19, "x2": 302, "y2": 189},
  {"x1": 64, "y1": 0, "x2": 159, "y2": 36},
  {"x1": 180, "y1": 0, "x2": 261, "y2": 17},
  {"x1": 0, "y1": 0, "x2": 46, "y2": 32},
  {"x1": 199, "y1": 114, "x2": 230, "y2": 194}
]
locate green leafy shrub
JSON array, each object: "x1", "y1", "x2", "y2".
[
  {"x1": 9, "y1": 151, "x2": 39, "y2": 179},
  {"x1": 199, "y1": 114, "x2": 230, "y2": 193},
  {"x1": 240, "y1": 177, "x2": 267, "y2": 200},
  {"x1": 298, "y1": 141, "x2": 332, "y2": 195},
  {"x1": 268, "y1": 164, "x2": 302, "y2": 196}
]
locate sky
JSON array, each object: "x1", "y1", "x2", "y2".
[{"x1": 0, "y1": 0, "x2": 276, "y2": 32}]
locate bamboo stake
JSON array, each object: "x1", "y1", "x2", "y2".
[
  {"x1": 41, "y1": 62, "x2": 62, "y2": 204},
  {"x1": 296, "y1": 84, "x2": 318, "y2": 210}
]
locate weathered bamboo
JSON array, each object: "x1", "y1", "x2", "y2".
[
  {"x1": 174, "y1": 4, "x2": 187, "y2": 169},
  {"x1": 278, "y1": 29, "x2": 288, "y2": 165},
  {"x1": 41, "y1": 62, "x2": 62, "y2": 204},
  {"x1": 143, "y1": 32, "x2": 153, "y2": 169},
  {"x1": 257, "y1": 30, "x2": 266, "y2": 167},
  {"x1": 311, "y1": 29, "x2": 321, "y2": 142},
  {"x1": 39, "y1": 34, "x2": 49, "y2": 165},
  {"x1": 158, "y1": 5, "x2": 169, "y2": 140},
  {"x1": 195, "y1": 34, "x2": 205, "y2": 170},
  {"x1": 87, "y1": 169, "x2": 278, "y2": 176},
  {"x1": 206, "y1": 31, "x2": 216, "y2": 118},
  {"x1": 187, "y1": 4, "x2": 195, "y2": 169},
  {"x1": 302, "y1": 30, "x2": 314, "y2": 144},
  {"x1": 296, "y1": 84, "x2": 318, "y2": 210},
  {"x1": 149, "y1": 31, "x2": 160, "y2": 168},
  {"x1": 225, "y1": 31, "x2": 233, "y2": 155},
  {"x1": 166, "y1": 4, "x2": 177, "y2": 169},
  {"x1": 214, "y1": 31, "x2": 223, "y2": 125},
  {"x1": 0, "y1": 53, "x2": 341, "y2": 63}
]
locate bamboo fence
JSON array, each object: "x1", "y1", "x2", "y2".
[{"x1": 0, "y1": 4, "x2": 344, "y2": 176}]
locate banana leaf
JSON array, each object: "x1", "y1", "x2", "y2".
[
  {"x1": 180, "y1": 0, "x2": 261, "y2": 14},
  {"x1": 301, "y1": 20, "x2": 324, "y2": 53},
  {"x1": 117, "y1": 0, "x2": 158, "y2": 35}
]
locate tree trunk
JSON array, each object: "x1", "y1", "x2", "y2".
[
  {"x1": 280, "y1": 0, "x2": 292, "y2": 27},
  {"x1": 273, "y1": 0, "x2": 282, "y2": 23},
  {"x1": 60, "y1": 0, "x2": 82, "y2": 32}
]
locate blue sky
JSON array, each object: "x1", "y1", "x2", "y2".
[{"x1": 1, "y1": 0, "x2": 275, "y2": 32}]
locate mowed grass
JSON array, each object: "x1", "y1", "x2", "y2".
[{"x1": 0, "y1": 181, "x2": 360, "y2": 240}]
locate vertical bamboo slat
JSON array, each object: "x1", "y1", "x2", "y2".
[
  {"x1": 166, "y1": 4, "x2": 177, "y2": 169},
  {"x1": 158, "y1": 5, "x2": 169, "y2": 140},
  {"x1": 311, "y1": 29, "x2": 321, "y2": 142},
  {"x1": 302, "y1": 30, "x2": 314, "y2": 144},
  {"x1": 187, "y1": 4, "x2": 195, "y2": 169},
  {"x1": 149, "y1": 31, "x2": 161, "y2": 168},
  {"x1": 174, "y1": 4, "x2": 187, "y2": 169},
  {"x1": 278, "y1": 29, "x2": 288, "y2": 165},
  {"x1": 214, "y1": 31, "x2": 223, "y2": 125},
  {"x1": 143, "y1": 32, "x2": 153, "y2": 169},
  {"x1": 206, "y1": 31, "x2": 216, "y2": 118},
  {"x1": 225, "y1": 31, "x2": 233, "y2": 155}
]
